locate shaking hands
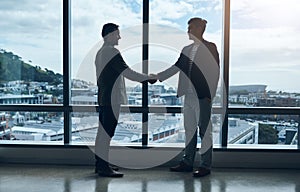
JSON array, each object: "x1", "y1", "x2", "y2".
[{"x1": 148, "y1": 74, "x2": 158, "y2": 84}]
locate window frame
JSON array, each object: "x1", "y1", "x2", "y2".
[{"x1": 0, "y1": 0, "x2": 299, "y2": 149}]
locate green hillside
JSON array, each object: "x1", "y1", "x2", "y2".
[{"x1": 0, "y1": 49, "x2": 62, "y2": 85}]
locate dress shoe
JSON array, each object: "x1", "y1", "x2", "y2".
[
  {"x1": 97, "y1": 167, "x2": 124, "y2": 177},
  {"x1": 95, "y1": 165, "x2": 119, "y2": 173},
  {"x1": 170, "y1": 162, "x2": 193, "y2": 172},
  {"x1": 193, "y1": 167, "x2": 211, "y2": 177},
  {"x1": 110, "y1": 164, "x2": 119, "y2": 171}
]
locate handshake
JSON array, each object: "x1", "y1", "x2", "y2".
[{"x1": 147, "y1": 74, "x2": 159, "y2": 84}]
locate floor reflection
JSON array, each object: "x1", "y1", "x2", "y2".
[{"x1": 0, "y1": 164, "x2": 299, "y2": 192}]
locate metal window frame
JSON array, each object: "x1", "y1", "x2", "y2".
[{"x1": 0, "y1": 0, "x2": 299, "y2": 149}]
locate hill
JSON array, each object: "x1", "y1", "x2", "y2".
[{"x1": 0, "y1": 49, "x2": 62, "y2": 85}]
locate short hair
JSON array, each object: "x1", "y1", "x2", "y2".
[
  {"x1": 101, "y1": 23, "x2": 119, "y2": 38},
  {"x1": 188, "y1": 17, "x2": 207, "y2": 34}
]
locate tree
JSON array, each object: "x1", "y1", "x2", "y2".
[
  {"x1": 258, "y1": 123, "x2": 278, "y2": 144},
  {"x1": 0, "y1": 49, "x2": 62, "y2": 84}
]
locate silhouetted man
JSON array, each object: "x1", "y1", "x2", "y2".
[
  {"x1": 156, "y1": 17, "x2": 220, "y2": 177},
  {"x1": 95, "y1": 23, "x2": 156, "y2": 177}
]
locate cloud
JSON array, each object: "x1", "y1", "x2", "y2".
[
  {"x1": 0, "y1": 0, "x2": 222, "y2": 77},
  {"x1": 72, "y1": 0, "x2": 223, "y2": 79},
  {"x1": 229, "y1": 0, "x2": 300, "y2": 91},
  {"x1": 3, "y1": 0, "x2": 299, "y2": 92},
  {"x1": 231, "y1": 27, "x2": 300, "y2": 50},
  {"x1": 149, "y1": 0, "x2": 221, "y2": 28},
  {"x1": 231, "y1": 0, "x2": 300, "y2": 29},
  {"x1": 71, "y1": 0, "x2": 143, "y2": 77},
  {"x1": 230, "y1": 26, "x2": 300, "y2": 91},
  {"x1": 0, "y1": 1, "x2": 61, "y2": 35},
  {"x1": 0, "y1": 0, "x2": 62, "y2": 73},
  {"x1": 150, "y1": 0, "x2": 193, "y2": 20}
]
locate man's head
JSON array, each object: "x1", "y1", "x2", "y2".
[
  {"x1": 187, "y1": 17, "x2": 207, "y2": 41},
  {"x1": 102, "y1": 23, "x2": 121, "y2": 45}
]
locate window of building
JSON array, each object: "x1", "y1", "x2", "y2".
[
  {"x1": 0, "y1": 0, "x2": 299, "y2": 149},
  {"x1": 228, "y1": 114, "x2": 298, "y2": 145},
  {"x1": 0, "y1": 0, "x2": 63, "y2": 143},
  {"x1": 229, "y1": 0, "x2": 300, "y2": 108},
  {"x1": 0, "y1": 0, "x2": 63, "y2": 105},
  {"x1": 71, "y1": 0, "x2": 142, "y2": 106}
]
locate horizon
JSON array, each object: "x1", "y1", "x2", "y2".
[{"x1": 2, "y1": 47, "x2": 300, "y2": 94}]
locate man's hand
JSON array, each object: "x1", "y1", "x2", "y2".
[{"x1": 148, "y1": 74, "x2": 158, "y2": 84}]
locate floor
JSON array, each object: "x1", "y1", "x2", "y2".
[{"x1": 0, "y1": 164, "x2": 300, "y2": 192}]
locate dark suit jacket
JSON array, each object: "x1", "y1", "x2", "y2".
[
  {"x1": 158, "y1": 40, "x2": 220, "y2": 99},
  {"x1": 95, "y1": 43, "x2": 148, "y2": 106}
]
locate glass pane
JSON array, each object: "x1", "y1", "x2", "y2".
[
  {"x1": 148, "y1": 113, "x2": 222, "y2": 146},
  {"x1": 71, "y1": 0, "x2": 143, "y2": 106},
  {"x1": 0, "y1": 111, "x2": 63, "y2": 142},
  {"x1": 148, "y1": 113, "x2": 184, "y2": 144},
  {"x1": 149, "y1": 0, "x2": 223, "y2": 107},
  {"x1": 0, "y1": 0, "x2": 63, "y2": 104},
  {"x1": 228, "y1": 114, "x2": 298, "y2": 145},
  {"x1": 230, "y1": 0, "x2": 300, "y2": 107},
  {"x1": 71, "y1": 112, "x2": 142, "y2": 144}
]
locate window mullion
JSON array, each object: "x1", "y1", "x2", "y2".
[
  {"x1": 63, "y1": 0, "x2": 71, "y2": 144},
  {"x1": 221, "y1": 0, "x2": 230, "y2": 147},
  {"x1": 142, "y1": 0, "x2": 149, "y2": 146}
]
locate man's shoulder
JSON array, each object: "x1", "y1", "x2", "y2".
[
  {"x1": 99, "y1": 45, "x2": 119, "y2": 54},
  {"x1": 203, "y1": 40, "x2": 217, "y2": 49},
  {"x1": 181, "y1": 44, "x2": 193, "y2": 54},
  {"x1": 183, "y1": 44, "x2": 194, "y2": 49}
]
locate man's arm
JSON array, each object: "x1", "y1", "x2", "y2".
[
  {"x1": 156, "y1": 52, "x2": 185, "y2": 82},
  {"x1": 156, "y1": 65, "x2": 179, "y2": 82},
  {"x1": 123, "y1": 67, "x2": 150, "y2": 83},
  {"x1": 110, "y1": 49, "x2": 155, "y2": 83}
]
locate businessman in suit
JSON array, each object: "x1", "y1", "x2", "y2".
[
  {"x1": 94, "y1": 23, "x2": 156, "y2": 177},
  {"x1": 156, "y1": 17, "x2": 220, "y2": 177}
]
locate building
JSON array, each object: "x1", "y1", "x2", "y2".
[{"x1": 0, "y1": 94, "x2": 44, "y2": 104}]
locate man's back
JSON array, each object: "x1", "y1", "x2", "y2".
[{"x1": 95, "y1": 44, "x2": 128, "y2": 106}]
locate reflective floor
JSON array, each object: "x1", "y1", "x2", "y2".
[{"x1": 1, "y1": 164, "x2": 300, "y2": 192}]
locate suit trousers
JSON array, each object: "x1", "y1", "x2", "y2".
[
  {"x1": 95, "y1": 105, "x2": 121, "y2": 168},
  {"x1": 182, "y1": 94, "x2": 213, "y2": 169}
]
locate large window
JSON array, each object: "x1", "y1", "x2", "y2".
[
  {"x1": 228, "y1": 0, "x2": 300, "y2": 147},
  {"x1": 228, "y1": 114, "x2": 298, "y2": 145},
  {"x1": 71, "y1": 0, "x2": 143, "y2": 106},
  {"x1": 71, "y1": 112, "x2": 142, "y2": 144},
  {"x1": 148, "y1": 0, "x2": 223, "y2": 107},
  {"x1": 148, "y1": 0, "x2": 224, "y2": 145},
  {"x1": 0, "y1": 0, "x2": 63, "y2": 142},
  {"x1": 0, "y1": 0, "x2": 299, "y2": 149},
  {"x1": 0, "y1": 111, "x2": 63, "y2": 142},
  {"x1": 0, "y1": 0, "x2": 63, "y2": 105},
  {"x1": 229, "y1": 0, "x2": 300, "y2": 108}
]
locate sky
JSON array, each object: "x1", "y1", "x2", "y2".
[
  {"x1": 0, "y1": 0, "x2": 62, "y2": 73},
  {"x1": 0, "y1": 0, "x2": 300, "y2": 92}
]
